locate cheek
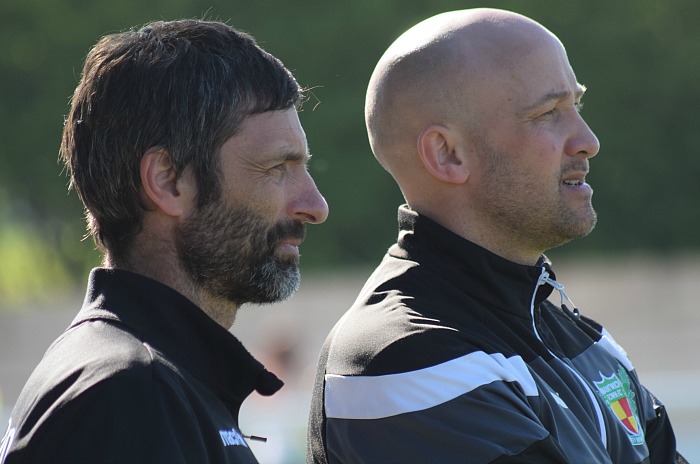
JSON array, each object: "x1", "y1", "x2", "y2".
[
  {"x1": 521, "y1": 133, "x2": 563, "y2": 172},
  {"x1": 254, "y1": 191, "x2": 285, "y2": 218},
  {"x1": 256, "y1": 185, "x2": 290, "y2": 221},
  {"x1": 222, "y1": 181, "x2": 284, "y2": 224}
]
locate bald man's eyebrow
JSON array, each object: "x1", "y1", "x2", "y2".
[{"x1": 518, "y1": 85, "x2": 587, "y2": 117}]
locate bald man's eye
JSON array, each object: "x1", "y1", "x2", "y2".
[{"x1": 539, "y1": 107, "x2": 558, "y2": 118}]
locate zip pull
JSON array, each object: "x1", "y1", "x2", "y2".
[
  {"x1": 540, "y1": 272, "x2": 581, "y2": 320},
  {"x1": 243, "y1": 434, "x2": 268, "y2": 443}
]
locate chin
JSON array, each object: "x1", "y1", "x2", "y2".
[{"x1": 569, "y1": 218, "x2": 597, "y2": 241}]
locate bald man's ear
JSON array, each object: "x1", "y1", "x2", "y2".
[
  {"x1": 140, "y1": 148, "x2": 194, "y2": 217},
  {"x1": 417, "y1": 125, "x2": 470, "y2": 184}
]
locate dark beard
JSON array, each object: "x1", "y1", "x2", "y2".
[{"x1": 176, "y1": 200, "x2": 306, "y2": 306}]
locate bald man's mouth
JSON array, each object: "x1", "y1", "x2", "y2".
[
  {"x1": 561, "y1": 171, "x2": 592, "y2": 197},
  {"x1": 561, "y1": 161, "x2": 589, "y2": 188}
]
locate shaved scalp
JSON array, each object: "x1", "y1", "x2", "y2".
[{"x1": 365, "y1": 8, "x2": 558, "y2": 181}]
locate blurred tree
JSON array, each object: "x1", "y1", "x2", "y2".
[{"x1": 0, "y1": 0, "x2": 698, "y2": 303}]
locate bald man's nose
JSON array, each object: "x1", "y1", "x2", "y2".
[{"x1": 567, "y1": 114, "x2": 600, "y2": 159}]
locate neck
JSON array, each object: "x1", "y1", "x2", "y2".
[
  {"x1": 108, "y1": 240, "x2": 239, "y2": 330},
  {"x1": 462, "y1": 227, "x2": 542, "y2": 265},
  {"x1": 407, "y1": 201, "x2": 542, "y2": 266}
]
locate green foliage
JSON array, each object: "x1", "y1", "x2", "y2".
[{"x1": 1, "y1": 0, "x2": 698, "y2": 299}]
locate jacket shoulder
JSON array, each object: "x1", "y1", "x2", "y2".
[
  {"x1": 6, "y1": 320, "x2": 168, "y2": 460},
  {"x1": 325, "y1": 263, "x2": 485, "y2": 377}
]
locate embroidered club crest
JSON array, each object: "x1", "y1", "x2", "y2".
[{"x1": 593, "y1": 366, "x2": 644, "y2": 445}]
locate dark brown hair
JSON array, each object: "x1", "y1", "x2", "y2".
[{"x1": 60, "y1": 19, "x2": 302, "y2": 263}]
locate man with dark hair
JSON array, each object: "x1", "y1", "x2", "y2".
[
  {"x1": 307, "y1": 8, "x2": 684, "y2": 464},
  {"x1": 1, "y1": 19, "x2": 327, "y2": 463}
]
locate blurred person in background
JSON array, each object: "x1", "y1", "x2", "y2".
[
  {"x1": 0, "y1": 19, "x2": 327, "y2": 463},
  {"x1": 308, "y1": 8, "x2": 684, "y2": 463}
]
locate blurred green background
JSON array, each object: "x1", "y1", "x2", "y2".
[{"x1": 1, "y1": 0, "x2": 699, "y2": 306}]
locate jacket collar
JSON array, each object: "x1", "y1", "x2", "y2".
[
  {"x1": 72, "y1": 268, "x2": 283, "y2": 415},
  {"x1": 390, "y1": 205, "x2": 554, "y2": 318}
]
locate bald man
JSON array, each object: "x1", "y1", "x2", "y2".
[{"x1": 307, "y1": 8, "x2": 684, "y2": 464}]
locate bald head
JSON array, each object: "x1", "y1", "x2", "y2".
[
  {"x1": 365, "y1": 8, "x2": 562, "y2": 178},
  {"x1": 366, "y1": 8, "x2": 600, "y2": 263}
]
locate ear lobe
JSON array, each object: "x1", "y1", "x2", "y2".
[
  {"x1": 417, "y1": 125, "x2": 470, "y2": 184},
  {"x1": 140, "y1": 148, "x2": 191, "y2": 217}
]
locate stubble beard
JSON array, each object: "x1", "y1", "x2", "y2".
[
  {"x1": 176, "y1": 199, "x2": 305, "y2": 307},
  {"x1": 475, "y1": 141, "x2": 597, "y2": 253}
]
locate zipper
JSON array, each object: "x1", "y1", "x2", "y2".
[
  {"x1": 540, "y1": 273, "x2": 581, "y2": 320},
  {"x1": 532, "y1": 268, "x2": 608, "y2": 448}
]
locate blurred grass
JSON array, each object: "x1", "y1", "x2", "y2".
[{"x1": 0, "y1": 221, "x2": 74, "y2": 308}]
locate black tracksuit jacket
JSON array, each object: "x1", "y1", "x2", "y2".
[
  {"x1": 308, "y1": 206, "x2": 684, "y2": 463},
  {"x1": 1, "y1": 268, "x2": 282, "y2": 463}
]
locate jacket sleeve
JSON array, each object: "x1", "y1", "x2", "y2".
[
  {"x1": 643, "y1": 390, "x2": 688, "y2": 464},
  {"x1": 5, "y1": 366, "x2": 194, "y2": 464}
]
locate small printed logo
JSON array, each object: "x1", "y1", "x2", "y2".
[
  {"x1": 593, "y1": 366, "x2": 644, "y2": 445},
  {"x1": 219, "y1": 426, "x2": 249, "y2": 448}
]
